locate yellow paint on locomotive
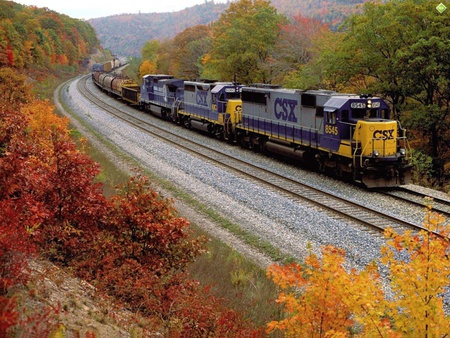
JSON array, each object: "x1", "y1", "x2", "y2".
[
  {"x1": 336, "y1": 140, "x2": 353, "y2": 158},
  {"x1": 354, "y1": 120, "x2": 398, "y2": 157},
  {"x1": 226, "y1": 99, "x2": 243, "y2": 125}
]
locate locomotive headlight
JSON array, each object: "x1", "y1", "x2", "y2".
[
  {"x1": 367, "y1": 100, "x2": 372, "y2": 108},
  {"x1": 400, "y1": 148, "x2": 406, "y2": 156},
  {"x1": 373, "y1": 150, "x2": 380, "y2": 157}
]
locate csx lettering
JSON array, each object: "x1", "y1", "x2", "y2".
[
  {"x1": 373, "y1": 129, "x2": 394, "y2": 139},
  {"x1": 196, "y1": 91, "x2": 208, "y2": 106},
  {"x1": 274, "y1": 98, "x2": 298, "y2": 123}
]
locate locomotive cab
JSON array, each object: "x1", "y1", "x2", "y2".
[{"x1": 323, "y1": 95, "x2": 412, "y2": 188}]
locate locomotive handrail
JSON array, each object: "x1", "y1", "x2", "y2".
[
  {"x1": 353, "y1": 128, "x2": 361, "y2": 168},
  {"x1": 397, "y1": 126, "x2": 412, "y2": 159}
]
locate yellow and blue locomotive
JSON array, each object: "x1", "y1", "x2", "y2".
[{"x1": 236, "y1": 87, "x2": 411, "y2": 188}]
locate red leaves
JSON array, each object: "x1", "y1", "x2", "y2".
[
  {"x1": 76, "y1": 174, "x2": 261, "y2": 335},
  {"x1": 0, "y1": 69, "x2": 260, "y2": 335},
  {"x1": 106, "y1": 175, "x2": 205, "y2": 270},
  {"x1": 0, "y1": 76, "x2": 105, "y2": 331},
  {"x1": 0, "y1": 297, "x2": 18, "y2": 335}
]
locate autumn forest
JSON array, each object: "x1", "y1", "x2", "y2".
[{"x1": 2, "y1": 0, "x2": 450, "y2": 336}]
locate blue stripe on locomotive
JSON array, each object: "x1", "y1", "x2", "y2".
[{"x1": 241, "y1": 115, "x2": 320, "y2": 147}]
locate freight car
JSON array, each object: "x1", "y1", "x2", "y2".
[
  {"x1": 92, "y1": 58, "x2": 123, "y2": 73},
  {"x1": 92, "y1": 72, "x2": 140, "y2": 105},
  {"x1": 92, "y1": 71, "x2": 412, "y2": 188}
]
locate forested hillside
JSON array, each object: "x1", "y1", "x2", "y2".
[
  {"x1": 89, "y1": 0, "x2": 378, "y2": 57},
  {"x1": 89, "y1": 1, "x2": 229, "y2": 57},
  {"x1": 0, "y1": 0, "x2": 99, "y2": 77},
  {"x1": 273, "y1": 0, "x2": 378, "y2": 27}
]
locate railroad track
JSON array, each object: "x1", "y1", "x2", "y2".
[
  {"x1": 382, "y1": 187, "x2": 450, "y2": 219},
  {"x1": 76, "y1": 75, "x2": 441, "y2": 238}
]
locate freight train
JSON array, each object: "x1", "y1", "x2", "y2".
[{"x1": 91, "y1": 67, "x2": 412, "y2": 188}]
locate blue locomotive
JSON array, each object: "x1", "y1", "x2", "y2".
[
  {"x1": 140, "y1": 74, "x2": 184, "y2": 121},
  {"x1": 92, "y1": 70, "x2": 412, "y2": 188},
  {"x1": 236, "y1": 86, "x2": 411, "y2": 188}
]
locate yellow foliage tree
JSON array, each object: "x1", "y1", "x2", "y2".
[
  {"x1": 380, "y1": 202, "x2": 450, "y2": 336},
  {"x1": 139, "y1": 59, "x2": 157, "y2": 79},
  {"x1": 267, "y1": 246, "x2": 354, "y2": 337},
  {"x1": 268, "y1": 202, "x2": 450, "y2": 337}
]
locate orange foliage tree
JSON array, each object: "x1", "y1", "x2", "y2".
[
  {"x1": 267, "y1": 203, "x2": 450, "y2": 337},
  {"x1": 139, "y1": 59, "x2": 157, "y2": 79},
  {"x1": 267, "y1": 245, "x2": 387, "y2": 337}
]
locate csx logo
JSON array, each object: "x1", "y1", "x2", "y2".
[
  {"x1": 196, "y1": 91, "x2": 208, "y2": 106},
  {"x1": 373, "y1": 129, "x2": 394, "y2": 139},
  {"x1": 274, "y1": 98, "x2": 298, "y2": 123}
]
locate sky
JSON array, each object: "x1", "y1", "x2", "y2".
[{"x1": 13, "y1": 0, "x2": 229, "y2": 20}]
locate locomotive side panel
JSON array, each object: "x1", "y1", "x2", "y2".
[
  {"x1": 140, "y1": 74, "x2": 179, "y2": 119},
  {"x1": 182, "y1": 82, "x2": 216, "y2": 121},
  {"x1": 141, "y1": 74, "x2": 174, "y2": 103},
  {"x1": 240, "y1": 87, "x2": 322, "y2": 146}
]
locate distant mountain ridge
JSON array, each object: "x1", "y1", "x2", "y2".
[
  {"x1": 88, "y1": 0, "x2": 374, "y2": 57},
  {"x1": 89, "y1": 2, "x2": 229, "y2": 57}
]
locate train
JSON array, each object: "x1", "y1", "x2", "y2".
[
  {"x1": 91, "y1": 66, "x2": 412, "y2": 188},
  {"x1": 92, "y1": 57, "x2": 128, "y2": 73}
]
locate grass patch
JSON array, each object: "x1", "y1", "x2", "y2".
[{"x1": 189, "y1": 226, "x2": 282, "y2": 328}]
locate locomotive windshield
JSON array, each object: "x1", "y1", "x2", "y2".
[
  {"x1": 351, "y1": 107, "x2": 390, "y2": 120},
  {"x1": 226, "y1": 91, "x2": 241, "y2": 100},
  {"x1": 348, "y1": 98, "x2": 391, "y2": 120},
  {"x1": 352, "y1": 108, "x2": 379, "y2": 119}
]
